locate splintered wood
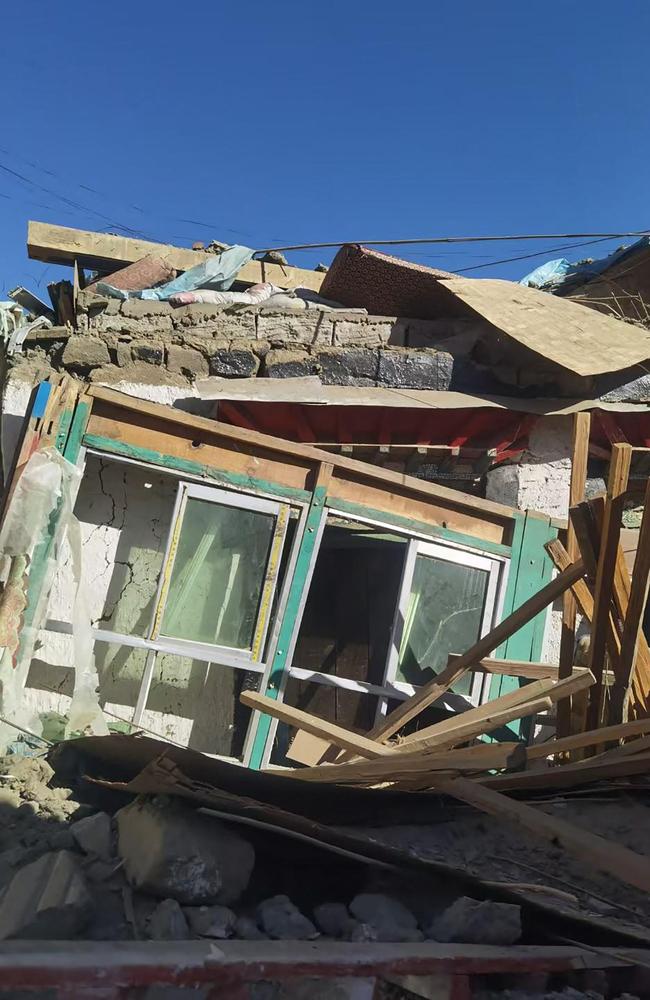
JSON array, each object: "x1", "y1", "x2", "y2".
[{"x1": 244, "y1": 432, "x2": 650, "y2": 898}]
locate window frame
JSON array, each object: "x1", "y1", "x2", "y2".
[{"x1": 149, "y1": 481, "x2": 289, "y2": 664}]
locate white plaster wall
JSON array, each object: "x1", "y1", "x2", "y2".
[{"x1": 486, "y1": 415, "x2": 574, "y2": 667}]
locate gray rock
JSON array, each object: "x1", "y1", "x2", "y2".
[
  {"x1": 185, "y1": 904, "x2": 236, "y2": 939},
  {"x1": 313, "y1": 902, "x2": 356, "y2": 938},
  {"x1": 257, "y1": 895, "x2": 319, "y2": 940},
  {"x1": 377, "y1": 347, "x2": 454, "y2": 390},
  {"x1": 62, "y1": 336, "x2": 111, "y2": 372},
  {"x1": 316, "y1": 347, "x2": 378, "y2": 386},
  {"x1": 208, "y1": 346, "x2": 260, "y2": 378},
  {"x1": 349, "y1": 893, "x2": 423, "y2": 943},
  {"x1": 166, "y1": 344, "x2": 209, "y2": 378},
  {"x1": 116, "y1": 797, "x2": 254, "y2": 905},
  {"x1": 264, "y1": 348, "x2": 319, "y2": 378},
  {"x1": 0, "y1": 850, "x2": 93, "y2": 940},
  {"x1": 70, "y1": 812, "x2": 112, "y2": 861},
  {"x1": 148, "y1": 899, "x2": 190, "y2": 940},
  {"x1": 234, "y1": 915, "x2": 268, "y2": 940},
  {"x1": 428, "y1": 896, "x2": 521, "y2": 945},
  {"x1": 347, "y1": 921, "x2": 379, "y2": 942}
]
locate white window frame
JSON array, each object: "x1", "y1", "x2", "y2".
[
  {"x1": 378, "y1": 538, "x2": 503, "y2": 719},
  {"x1": 282, "y1": 509, "x2": 508, "y2": 735}
]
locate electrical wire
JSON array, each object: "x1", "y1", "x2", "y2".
[
  {"x1": 454, "y1": 235, "x2": 622, "y2": 274},
  {"x1": 255, "y1": 230, "x2": 650, "y2": 254}
]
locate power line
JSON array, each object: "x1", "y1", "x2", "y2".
[
  {"x1": 255, "y1": 231, "x2": 650, "y2": 254},
  {"x1": 454, "y1": 235, "x2": 621, "y2": 274}
]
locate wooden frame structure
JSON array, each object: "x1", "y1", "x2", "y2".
[{"x1": 3, "y1": 377, "x2": 559, "y2": 769}]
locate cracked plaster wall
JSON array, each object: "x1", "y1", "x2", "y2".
[{"x1": 25, "y1": 456, "x2": 250, "y2": 754}]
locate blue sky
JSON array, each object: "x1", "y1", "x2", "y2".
[{"x1": 1, "y1": 1, "x2": 648, "y2": 297}]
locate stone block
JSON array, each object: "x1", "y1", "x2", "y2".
[
  {"x1": 148, "y1": 899, "x2": 190, "y2": 940},
  {"x1": 316, "y1": 347, "x2": 378, "y2": 386},
  {"x1": 333, "y1": 319, "x2": 393, "y2": 347},
  {"x1": 208, "y1": 346, "x2": 260, "y2": 378},
  {"x1": 257, "y1": 312, "x2": 333, "y2": 347},
  {"x1": 166, "y1": 344, "x2": 209, "y2": 378},
  {"x1": 313, "y1": 902, "x2": 356, "y2": 939},
  {"x1": 88, "y1": 310, "x2": 173, "y2": 336},
  {"x1": 116, "y1": 341, "x2": 133, "y2": 367},
  {"x1": 62, "y1": 336, "x2": 111, "y2": 372},
  {"x1": 116, "y1": 798, "x2": 254, "y2": 905},
  {"x1": 185, "y1": 904, "x2": 236, "y2": 938},
  {"x1": 377, "y1": 347, "x2": 454, "y2": 389},
  {"x1": 90, "y1": 362, "x2": 187, "y2": 387},
  {"x1": 428, "y1": 897, "x2": 521, "y2": 945},
  {"x1": 70, "y1": 812, "x2": 113, "y2": 861},
  {"x1": 234, "y1": 915, "x2": 268, "y2": 940},
  {"x1": 131, "y1": 340, "x2": 164, "y2": 365},
  {"x1": 349, "y1": 893, "x2": 422, "y2": 943},
  {"x1": 257, "y1": 895, "x2": 319, "y2": 940},
  {"x1": 121, "y1": 299, "x2": 174, "y2": 319},
  {"x1": 264, "y1": 348, "x2": 319, "y2": 379},
  {"x1": 0, "y1": 850, "x2": 93, "y2": 940}
]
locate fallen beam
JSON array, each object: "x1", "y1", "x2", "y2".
[
  {"x1": 240, "y1": 691, "x2": 394, "y2": 759},
  {"x1": 431, "y1": 774, "x2": 650, "y2": 894},
  {"x1": 27, "y1": 221, "x2": 326, "y2": 292}
]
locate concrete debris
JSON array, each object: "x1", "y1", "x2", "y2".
[
  {"x1": 185, "y1": 903, "x2": 237, "y2": 939},
  {"x1": 257, "y1": 895, "x2": 320, "y2": 940},
  {"x1": 349, "y1": 893, "x2": 423, "y2": 943},
  {"x1": 428, "y1": 896, "x2": 522, "y2": 945},
  {"x1": 116, "y1": 797, "x2": 255, "y2": 905},
  {"x1": 313, "y1": 901, "x2": 357, "y2": 938},
  {"x1": 0, "y1": 850, "x2": 93, "y2": 940},
  {"x1": 234, "y1": 915, "x2": 269, "y2": 940},
  {"x1": 147, "y1": 898, "x2": 191, "y2": 940},
  {"x1": 70, "y1": 811, "x2": 113, "y2": 861}
]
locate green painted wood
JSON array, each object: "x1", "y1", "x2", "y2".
[
  {"x1": 489, "y1": 511, "x2": 557, "y2": 735},
  {"x1": 331, "y1": 498, "x2": 512, "y2": 558},
  {"x1": 63, "y1": 401, "x2": 91, "y2": 463},
  {"x1": 248, "y1": 487, "x2": 327, "y2": 770},
  {"x1": 82, "y1": 434, "x2": 311, "y2": 504}
]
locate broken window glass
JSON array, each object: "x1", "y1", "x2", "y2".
[
  {"x1": 396, "y1": 554, "x2": 490, "y2": 695},
  {"x1": 159, "y1": 497, "x2": 277, "y2": 651}
]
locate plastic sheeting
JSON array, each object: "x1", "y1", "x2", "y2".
[
  {"x1": 0, "y1": 447, "x2": 107, "y2": 749},
  {"x1": 519, "y1": 258, "x2": 571, "y2": 290},
  {"x1": 96, "y1": 245, "x2": 254, "y2": 300}
]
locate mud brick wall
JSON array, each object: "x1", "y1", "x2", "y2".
[{"x1": 11, "y1": 296, "x2": 489, "y2": 391}]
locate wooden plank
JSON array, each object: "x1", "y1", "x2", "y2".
[
  {"x1": 431, "y1": 773, "x2": 650, "y2": 893},
  {"x1": 27, "y1": 220, "x2": 326, "y2": 293},
  {"x1": 447, "y1": 654, "x2": 559, "y2": 680},
  {"x1": 85, "y1": 387, "x2": 517, "y2": 538},
  {"x1": 397, "y1": 678, "x2": 555, "y2": 748},
  {"x1": 587, "y1": 443, "x2": 632, "y2": 728},
  {"x1": 615, "y1": 478, "x2": 650, "y2": 721},
  {"x1": 481, "y1": 750, "x2": 650, "y2": 792},
  {"x1": 357, "y1": 558, "x2": 586, "y2": 745},
  {"x1": 527, "y1": 717, "x2": 650, "y2": 760},
  {"x1": 284, "y1": 742, "x2": 527, "y2": 785},
  {"x1": 396, "y1": 672, "x2": 593, "y2": 755},
  {"x1": 392, "y1": 696, "x2": 553, "y2": 754},
  {"x1": 558, "y1": 412, "x2": 590, "y2": 737},
  {"x1": 545, "y1": 539, "x2": 598, "y2": 623},
  {"x1": 240, "y1": 691, "x2": 394, "y2": 759}
]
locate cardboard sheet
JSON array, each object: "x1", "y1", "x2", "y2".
[{"x1": 439, "y1": 278, "x2": 650, "y2": 377}]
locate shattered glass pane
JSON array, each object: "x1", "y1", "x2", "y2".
[
  {"x1": 160, "y1": 498, "x2": 276, "y2": 650},
  {"x1": 396, "y1": 556, "x2": 489, "y2": 695}
]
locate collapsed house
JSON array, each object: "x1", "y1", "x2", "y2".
[
  {"x1": 2, "y1": 223, "x2": 650, "y2": 994},
  {"x1": 4, "y1": 224, "x2": 650, "y2": 758}
]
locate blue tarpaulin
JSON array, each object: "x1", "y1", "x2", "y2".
[{"x1": 96, "y1": 245, "x2": 254, "y2": 300}]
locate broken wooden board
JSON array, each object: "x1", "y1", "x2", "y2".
[
  {"x1": 27, "y1": 221, "x2": 326, "y2": 292},
  {"x1": 439, "y1": 277, "x2": 650, "y2": 377},
  {"x1": 431, "y1": 773, "x2": 650, "y2": 894}
]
